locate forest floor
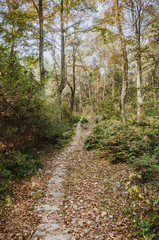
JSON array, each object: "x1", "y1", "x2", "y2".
[{"x1": 0, "y1": 119, "x2": 134, "y2": 240}]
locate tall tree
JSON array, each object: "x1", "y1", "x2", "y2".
[
  {"x1": 130, "y1": 0, "x2": 143, "y2": 119},
  {"x1": 39, "y1": 0, "x2": 45, "y2": 82},
  {"x1": 116, "y1": 0, "x2": 128, "y2": 123},
  {"x1": 57, "y1": 0, "x2": 65, "y2": 123},
  {"x1": 31, "y1": 0, "x2": 45, "y2": 83}
]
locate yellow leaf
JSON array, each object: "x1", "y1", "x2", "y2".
[
  {"x1": 128, "y1": 188, "x2": 132, "y2": 193},
  {"x1": 6, "y1": 195, "x2": 12, "y2": 206},
  {"x1": 129, "y1": 173, "x2": 135, "y2": 179},
  {"x1": 126, "y1": 181, "x2": 131, "y2": 186},
  {"x1": 137, "y1": 175, "x2": 142, "y2": 179},
  {"x1": 139, "y1": 193, "x2": 144, "y2": 199},
  {"x1": 132, "y1": 185, "x2": 138, "y2": 192}
]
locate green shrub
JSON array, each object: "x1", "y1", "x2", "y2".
[
  {"x1": 0, "y1": 148, "x2": 43, "y2": 196},
  {"x1": 81, "y1": 117, "x2": 88, "y2": 124},
  {"x1": 132, "y1": 194, "x2": 159, "y2": 239},
  {"x1": 129, "y1": 154, "x2": 159, "y2": 183},
  {"x1": 70, "y1": 113, "x2": 81, "y2": 123},
  {"x1": 144, "y1": 99, "x2": 159, "y2": 116},
  {"x1": 85, "y1": 120, "x2": 159, "y2": 165},
  {"x1": 99, "y1": 96, "x2": 120, "y2": 120}
]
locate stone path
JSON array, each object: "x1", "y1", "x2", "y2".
[{"x1": 31, "y1": 120, "x2": 82, "y2": 240}]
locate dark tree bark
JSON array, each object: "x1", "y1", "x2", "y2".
[
  {"x1": 39, "y1": 0, "x2": 45, "y2": 82},
  {"x1": 67, "y1": 44, "x2": 76, "y2": 116}
]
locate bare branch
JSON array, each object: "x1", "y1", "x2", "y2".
[{"x1": 32, "y1": 0, "x2": 39, "y2": 14}]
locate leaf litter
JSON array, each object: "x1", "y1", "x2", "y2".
[{"x1": 0, "y1": 119, "x2": 135, "y2": 239}]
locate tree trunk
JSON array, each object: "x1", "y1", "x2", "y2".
[
  {"x1": 57, "y1": 92, "x2": 62, "y2": 124},
  {"x1": 58, "y1": 0, "x2": 66, "y2": 123},
  {"x1": 130, "y1": 0, "x2": 143, "y2": 120},
  {"x1": 136, "y1": 61, "x2": 143, "y2": 118},
  {"x1": 70, "y1": 45, "x2": 76, "y2": 115},
  {"x1": 32, "y1": 0, "x2": 45, "y2": 83},
  {"x1": 136, "y1": 20, "x2": 143, "y2": 120},
  {"x1": 112, "y1": 66, "x2": 116, "y2": 98},
  {"x1": 39, "y1": 0, "x2": 45, "y2": 83},
  {"x1": 116, "y1": 0, "x2": 128, "y2": 124},
  {"x1": 79, "y1": 77, "x2": 83, "y2": 112}
]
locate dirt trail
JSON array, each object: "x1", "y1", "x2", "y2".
[
  {"x1": 31, "y1": 118, "x2": 93, "y2": 240},
  {"x1": 31, "y1": 118, "x2": 132, "y2": 240},
  {"x1": 0, "y1": 119, "x2": 132, "y2": 240}
]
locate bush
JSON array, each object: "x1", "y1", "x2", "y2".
[
  {"x1": 144, "y1": 99, "x2": 159, "y2": 116},
  {"x1": 99, "y1": 96, "x2": 120, "y2": 120},
  {"x1": 81, "y1": 117, "x2": 88, "y2": 124},
  {"x1": 132, "y1": 194, "x2": 159, "y2": 239},
  {"x1": 70, "y1": 113, "x2": 81, "y2": 123},
  {"x1": 129, "y1": 154, "x2": 159, "y2": 184},
  {"x1": 0, "y1": 147, "x2": 43, "y2": 196},
  {"x1": 86, "y1": 120, "x2": 159, "y2": 239},
  {"x1": 85, "y1": 120, "x2": 159, "y2": 165}
]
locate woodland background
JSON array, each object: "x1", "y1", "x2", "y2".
[{"x1": 0, "y1": 0, "x2": 159, "y2": 239}]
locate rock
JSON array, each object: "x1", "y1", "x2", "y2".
[
  {"x1": 78, "y1": 220, "x2": 84, "y2": 227},
  {"x1": 101, "y1": 211, "x2": 107, "y2": 217},
  {"x1": 113, "y1": 182, "x2": 128, "y2": 194},
  {"x1": 31, "y1": 181, "x2": 38, "y2": 190},
  {"x1": 73, "y1": 204, "x2": 78, "y2": 210},
  {"x1": 93, "y1": 207, "x2": 98, "y2": 213},
  {"x1": 71, "y1": 237, "x2": 76, "y2": 240},
  {"x1": 86, "y1": 220, "x2": 91, "y2": 225},
  {"x1": 14, "y1": 207, "x2": 22, "y2": 213}
]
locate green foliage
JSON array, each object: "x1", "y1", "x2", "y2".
[
  {"x1": 81, "y1": 117, "x2": 88, "y2": 124},
  {"x1": 50, "y1": 123, "x2": 74, "y2": 148},
  {"x1": 0, "y1": 47, "x2": 44, "y2": 141},
  {"x1": 144, "y1": 99, "x2": 159, "y2": 116},
  {"x1": 0, "y1": 148, "x2": 43, "y2": 196},
  {"x1": 0, "y1": 45, "x2": 76, "y2": 200},
  {"x1": 99, "y1": 96, "x2": 120, "y2": 120},
  {"x1": 86, "y1": 119, "x2": 159, "y2": 238},
  {"x1": 70, "y1": 113, "x2": 81, "y2": 123},
  {"x1": 124, "y1": 194, "x2": 159, "y2": 240},
  {"x1": 85, "y1": 120, "x2": 159, "y2": 168},
  {"x1": 130, "y1": 154, "x2": 159, "y2": 183}
]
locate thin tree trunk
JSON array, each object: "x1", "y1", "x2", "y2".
[
  {"x1": 57, "y1": 92, "x2": 62, "y2": 123},
  {"x1": 58, "y1": 0, "x2": 66, "y2": 123},
  {"x1": 112, "y1": 66, "x2": 116, "y2": 98},
  {"x1": 32, "y1": 0, "x2": 45, "y2": 83},
  {"x1": 116, "y1": 0, "x2": 128, "y2": 124},
  {"x1": 39, "y1": 0, "x2": 44, "y2": 82},
  {"x1": 70, "y1": 45, "x2": 76, "y2": 115},
  {"x1": 130, "y1": 0, "x2": 143, "y2": 120},
  {"x1": 136, "y1": 61, "x2": 143, "y2": 118},
  {"x1": 79, "y1": 77, "x2": 83, "y2": 112},
  {"x1": 136, "y1": 20, "x2": 143, "y2": 119}
]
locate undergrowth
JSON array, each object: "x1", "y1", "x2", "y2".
[
  {"x1": 0, "y1": 147, "x2": 43, "y2": 198},
  {"x1": 0, "y1": 115, "x2": 80, "y2": 200},
  {"x1": 85, "y1": 119, "x2": 159, "y2": 239}
]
